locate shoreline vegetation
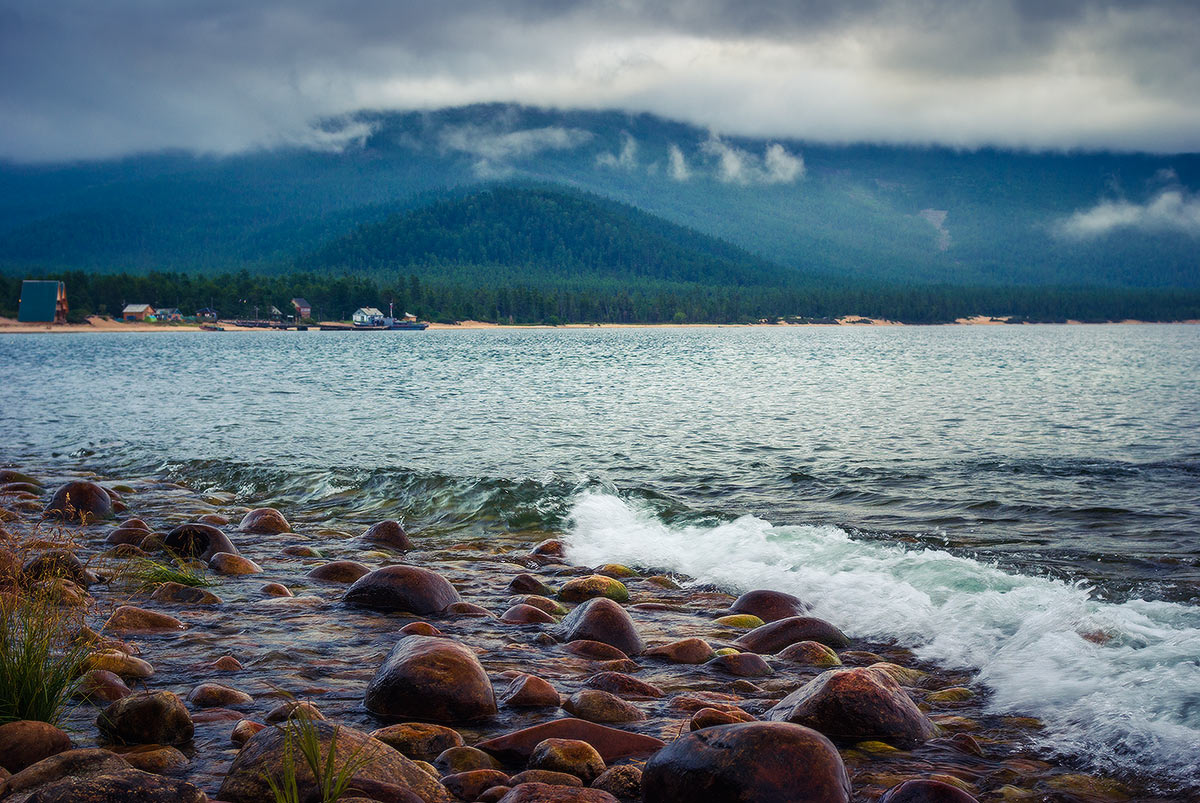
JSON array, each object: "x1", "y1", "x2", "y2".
[
  {"x1": 1, "y1": 314, "x2": 1196, "y2": 335},
  {"x1": 0, "y1": 462, "x2": 1172, "y2": 802}
]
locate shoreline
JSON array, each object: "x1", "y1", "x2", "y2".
[
  {"x1": 0, "y1": 459, "x2": 1174, "y2": 802},
  {"x1": 0, "y1": 314, "x2": 1196, "y2": 334}
]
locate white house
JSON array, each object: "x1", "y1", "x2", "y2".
[{"x1": 352, "y1": 307, "x2": 385, "y2": 326}]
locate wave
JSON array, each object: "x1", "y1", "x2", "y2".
[{"x1": 564, "y1": 492, "x2": 1200, "y2": 789}]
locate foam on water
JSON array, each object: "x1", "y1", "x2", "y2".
[{"x1": 565, "y1": 492, "x2": 1200, "y2": 788}]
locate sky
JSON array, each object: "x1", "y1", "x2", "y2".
[{"x1": 1, "y1": 0, "x2": 1199, "y2": 162}]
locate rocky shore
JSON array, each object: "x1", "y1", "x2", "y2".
[{"x1": 0, "y1": 465, "x2": 1174, "y2": 802}]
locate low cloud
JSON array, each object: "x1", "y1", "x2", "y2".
[
  {"x1": 667, "y1": 143, "x2": 690, "y2": 181},
  {"x1": 700, "y1": 136, "x2": 805, "y2": 185},
  {"x1": 1058, "y1": 188, "x2": 1200, "y2": 239},
  {"x1": 597, "y1": 132, "x2": 638, "y2": 170},
  {"x1": 918, "y1": 208, "x2": 951, "y2": 251},
  {"x1": 439, "y1": 124, "x2": 592, "y2": 161}
]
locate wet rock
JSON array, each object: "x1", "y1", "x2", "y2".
[
  {"x1": 776, "y1": 640, "x2": 842, "y2": 666},
  {"x1": 105, "y1": 526, "x2": 151, "y2": 547},
  {"x1": 644, "y1": 637, "x2": 715, "y2": 664},
  {"x1": 22, "y1": 550, "x2": 89, "y2": 586},
  {"x1": 506, "y1": 574, "x2": 554, "y2": 595},
  {"x1": 163, "y1": 523, "x2": 238, "y2": 561},
  {"x1": 0, "y1": 721, "x2": 72, "y2": 773},
  {"x1": 476, "y1": 719, "x2": 665, "y2": 764},
  {"x1": 926, "y1": 687, "x2": 974, "y2": 703},
  {"x1": 477, "y1": 786, "x2": 512, "y2": 803},
  {"x1": 80, "y1": 669, "x2": 132, "y2": 702},
  {"x1": 282, "y1": 544, "x2": 322, "y2": 558},
  {"x1": 308, "y1": 560, "x2": 372, "y2": 583},
  {"x1": 713, "y1": 614, "x2": 765, "y2": 629},
  {"x1": 595, "y1": 563, "x2": 636, "y2": 579},
  {"x1": 116, "y1": 745, "x2": 189, "y2": 774},
  {"x1": 583, "y1": 672, "x2": 664, "y2": 700},
  {"x1": 345, "y1": 565, "x2": 463, "y2": 614},
  {"x1": 498, "y1": 783, "x2": 617, "y2": 802},
  {"x1": 554, "y1": 598, "x2": 644, "y2": 656},
  {"x1": 564, "y1": 640, "x2": 629, "y2": 661},
  {"x1": 219, "y1": 721, "x2": 452, "y2": 803},
  {"x1": 446, "y1": 601, "x2": 494, "y2": 617},
  {"x1": 689, "y1": 707, "x2": 756, "y2": 730},
  {"x1": 765, "y1": 667, "x2": 937, "y2": 748},
  {"x1": 708, "y1": 652, "x2": 774, "y2": 677},
  {"x1": 509, "y1": 595, "x2": 567, "y2": 615},
  {"x1": 0, "y1": 748, "x2": 205, "y2": 803},
  {"x1": 401, "y1": 621, "x2": 443, "y2": 637},
  {"x1": 362, "y1": 520, "x2": 413, "y2": 551},
  {"x1": 499, "y1": 674, "x2": 561, "y2": 708},
  {"x1": 562, "y1": 690, "x2": 645, "y2": 724},
  {"x1": 264, "y1": 700, "x2": 324, "y2": 723},
  {"x1": 868, "y1": 662, "x2": 929, "y2": 687},
  {"x1": 187, "y1": 682, "x2": 253, "y2": 708},
  {"x1": 211, "y1": 655, "x2": 243, "y2": 671},
  {"x1": 734, "y1": 616, "x2": 850, "y2": 653},
  {"x1": 231, "y1": 719, "x2": 265, "y2": 746},
  {"x1": 728, "y1": 589, "x2": 810, "y2": 622},
  {"x1": 150, "y1": 581, "x2": 221, "y2": 605},
  {"x1": 527, "y1": 739, "x2": 605, "y2": 784},
  {"x1": 104, "y1": 605, "x2": 185, "y2": 633},
  {"x1": 642, "y1": 721, "x2": 851, "y2": 803},
  {"x1": 261, "y1": 582, "x2": 292, "y2": 597},
  {"x1": 443, "y1": 769, "x2": 511, "y2": 800},
  {"x1": 237, "y1": 507, "x2": 291, "y2": 534},
  {"x1": 198, "y1": 513, "x2": 229, "y2": 525},
  {"x1": 590, "y1": 765, "x2": 640, "y2": 799},
  {"x1": 558, "y1": 575, "x2": 630, "y2": 604},
  {"x1": 86, "y1": 650, "x2": 154, "y2": 679},
  {"x1": 510, "y1": 770, "x2": 582, "y2": 787},
  {"x1": 209, "y1": 551, "x2": 263, "y2": 574},
  {"x1": 371, "y1": 723, "x2": 464, "y2": 762},
  {"x1": 365, "y1": 635, "x2": 498, "y2": 722},
  {"x1": 879, "y1": 779, "x2": 981, "y2": 803},
  {"x1": 838, "y1": 650, "x2": 886, "y2": 666},
  {"x1": 43, "y1": 481, "x2": 114, "y2": 521},
  {"x1": 98, "y1": 691, "x2": 194, "y2": 746},
  {"x1": 529, "y1": 539, "x2": 566, "y2": 558},
  {"x1": 0, "y1": 469, "x2": 41, "y2": 486},
  {"x1": 501, "y1": 603, "x2": 557, "y2": 624},
  {"x1": 435, "y1": 746, "x2": 503, "y2": 775}
]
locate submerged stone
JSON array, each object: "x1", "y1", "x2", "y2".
[{"x1": 365, "y1": 635, "x2": 498, "y2": 722}]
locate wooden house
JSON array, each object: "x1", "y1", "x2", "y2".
[
  {"x1": 122, "y1": 304, "x2": 155, "y2": 322},
  {"x1": 291, "y1": 298, "x2": 312, "y2": 320}
]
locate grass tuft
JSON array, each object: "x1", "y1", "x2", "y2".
[
  {"x1": 265, "y1": 714, "x2": 376, "y2": 803},
  {"x1": 0, "y1": 586, "x2": 91, "y2": 725},
  {"x1": 127, "y1": 555, "x2": 213, "y2": 589}
]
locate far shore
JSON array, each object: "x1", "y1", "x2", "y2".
[{"x1": 0, "y1": 314, "x2": 1195, "y2": 334}]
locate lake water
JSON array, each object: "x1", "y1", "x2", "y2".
[{"x1": 2, "y1": 324, "x2": 1199, "y2": 787}]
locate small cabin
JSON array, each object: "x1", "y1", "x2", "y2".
[
  {"x1": 352, "y1": 307, "x2": 385, "y2": 326},
  {"x1": 17, "y1": 280, "x2": 68, "y2": 323},
  {"x1": 402, "y1": 311, "x2": 417, "y2": 322},
  {"x1": 122, "y1": 304, "x2": 155, "y2": 322},
  {"x1": 156, "y1": 307, "x2": 183, "y2": 322},
  {"x1": 196, "y1": 307, "x2": 218, "y2": 321},
  {"x1": 291, "y1": 298, "x2": 312, "y2": 320}
]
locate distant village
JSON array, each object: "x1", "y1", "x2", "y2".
[{"x1": 13, "y1": 280, "x2": 426, "y2": 330}]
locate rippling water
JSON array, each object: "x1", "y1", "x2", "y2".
[{"x1": 2, "y1": 324, "x2": 1199, "y2": 786}]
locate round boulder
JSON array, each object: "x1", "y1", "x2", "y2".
[
  {"x1": 307, "y1": 560, "x2": 372, "y2": 583},
  {"x1": 644, "y1": 637, "x2": 716, "y2": 664},
  {"x1": 43, "y1": 481, "x2": 113, "y2": 521},
  {"x1": 237, "y1": 507, "x2": 291, "y2": 534},
  {"x1": 708, "y1": 652, "x2": 774, "y2": 677},
  {"x1": 562, "y1": 690, "x2": 645, "y2": 724},
  {"x1": 344, "y1": 566, "x2": 462, "y2": 614},
  {"x1": 365, "y1": 635, "x2": 497, "y2": 722},
  {"x1": 764, "y1": 667, "x2": 937, "y2": 748},
  {"x1": 498, "y1": 783, "x2": 617, "y2": 802},
  {"x1": 880, "y1": 779, "x2": 981, "y2": 803},
  {"x1": 734, "y1": 616, "x2": 850, "y2": 654},
  {"x1": 558, "y1": 575, "x2": 629, "y2": 604},
  {"x1": 641, "y1": 721, "x2": 851, "y2": 803},
  {"x1": 163, "y1": 523, "x2": 238, "y2": 561},
  {"x1": 0, "y1": 748, "x2": 205, "y2": 803},
  {"x1": 361, "y1": 520, "x2": 413, "y2": 551},
  {"x1": 0, "y1": 721, "x2": 71, "y2": 773},
  {"x1": 98, "y1": 691, "x2": 194, "y2": 746},
  {"x1": 777, "y1": 641, "x2": 842, "y2": 667},
  {"x1": 499, "y1": 674, "x2": 561, "y2": 708},
  {"x1": 554, "y1": 598, "x2": 644, "y2": 656},
  {"x1": 728, "y1": 589, "x2": 810, "y2": 622},
  {"x1": 527, "y1": 738, "x2": 605, "y2": 784},
  {"x1": 371, "y1": 723, "x2": 463, "y2": 762}
]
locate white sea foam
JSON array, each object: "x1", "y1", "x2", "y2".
[{"x1": 565, "y1": 492, "x2": 1200, "y2": 788}]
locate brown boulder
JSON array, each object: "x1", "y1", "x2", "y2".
[
  {"x1": 644, "y1": 638, "x2": 715, "y2": 664},
  {"x1": 509, "y1": 770, "x2": 582, "y2": 787},
  {"x1": 163, "y1": 523, "x2": 238, "y2": 561},
  {"x1": 43, "y1": 481, "x2": 113, "y2": 521},
  {"x1": 104, "y1": 605, "x2": 185, "y2": 633},
  {"x1": 264, "y1": 700, "x2": 324, "y2": 723},
  {"x1": 150, "y1": 581, "x2": 221, "y2": 605},
  {"x1": 345, "y1": 566, "x2": 463, "y2": 614},
  {"x1": 308, "y1": 560, "x2": 372, "y2": 583},
  {"x1": 879, "y1": 779, "x2": 981, "y2": 803},
  {"x1": 590, "y1": 765, "x2": 641, "y2": 798},
  {"x1": 231, "y1": 719, "x2": 265, "y2": 746},
  {"x1": 554, "y1": 598, "x2": 644, "y2": 656},
  {"x1": 442, "y1": 769, "x2": 511, "y2": 800},
  {"x1": 371, "y1": 723, "x2": 463, "y2": 762},
  {"x1": 362, "y1": 520, "x2": 413, "y2": 551},
  {"x1": 564, "y1": 640, "x2": 628, "y2": 661},
  {"x1": 528, "y1": 738, "x2": 605, "y2": 784},
  {"x1": 562, "y1": 690, "x2": 645, "y2": 724},
  {"x1": 0, "y1": 748, "x2": 204, "y2": 803},
  {"x1": 707, "y1": 652, "x2": 774, "y2": 677},
  {"x1": 501, "y1": 603, "x2": 557, "y2": 624},
  {"x1": 187, "y1": 683, "x2": 253, "y2": 708},
  {"x1": 105, "y1": 526, "x2": 151, "y2": 547},
  {"x1": 734, "y1": 616, "x2": 850, "y2": 654},
  {"x1": 97, "y1": 691, "x2": 194, "y2": 746},
  {"x1": 116, "y1": 744, "x2": 189, "y2": 774},
  {"x1": 506, "y1": 574, "x2": 554, "y2": 595},
  {"x1": 237, "y1": 507, "x2": 291, "y2": 533},
  {"x1": 209, "y1": 552, "x2": 262, "y2": 575},
  {"x1": 218, "y1": 721, "x2": 451, "y2": 803},
  {"x1": 365, "y1": 635, "x2": 498, "y2": 722},
  {"x1": 499, "y1": 674, "x2": 561, "y2": 708},
  {"x1": 435, "y1": 746, "x2": 503, "y2": 775},
  {"x1": 80, "y1": 669, "x2": 132, "y2": 703},
  {"x1": 689, "y1": 707, "x2": 756, "y2": 730},
  {"x1": 765, "y1": 667, "x2": 937, "y2": 748},
  {"x1": 498, "y1": 783, "x2": 618, "y2": 802},
  {"x1": 728, "y1": 589, "x2": 809, "y2": 622},
  {"x1": 21, "y1": 550, "x2": 89, "y2": 586},
  {"x1": 529, "y1": 539, "x2": 566, "y2": 558},
  {"x1": 210, "y1": 654, "x2": 244, "y2": 671},
  {"x1": 0, "y1": 721, "x2": 71, "y2": 773},
  {"x1": 400, "y1": 621, "x2": 443, "y2": 637},
  {"x1": 476, "y1": 719, "x2": 664, "y2": 764},
  {"x1": 583, "y1": 672, "x2": 664, "y2": 700},
  {"x1": 776, "y1": 641, "x2": 842, "y2": 666},
  {"x1": 557, "y1": 575, "x2": 629, "y2": 604}
]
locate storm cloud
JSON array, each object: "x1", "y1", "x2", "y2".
[{"x1": 2, "y1": 0, "x2": 1199, "y2": 162}]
